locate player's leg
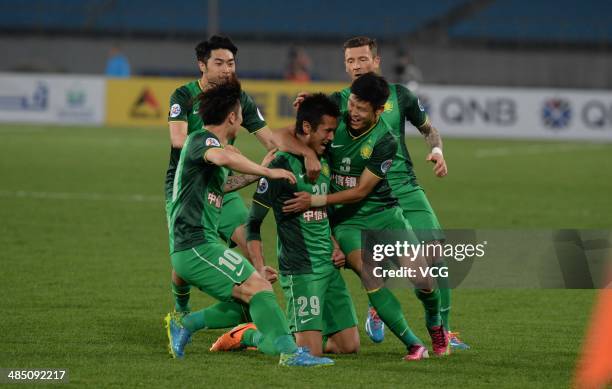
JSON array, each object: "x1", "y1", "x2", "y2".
[
  {"x1": 335, "y1": 220, "x2": 428, "y2": 360},
  {"x1": 218, "y1": 191, "x2": 250, "y2": 256},
  {"x1": 322, "y1": 270, "x2": 359, "y2": 354},
  {"x1": 401, "y1": 187, "x2": 469, "y2": 349}
]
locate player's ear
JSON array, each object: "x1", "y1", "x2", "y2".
[
  {"x1": 302, "y1": 121, "x2": 312, "y2": 135},
  {"x1": 198, "y1": 60, "x2": 207, "y2": 74},
  {"x1": 374, "y1": 105, "x2": 385, "y2": 117},
  {"x1": 373, "y1": 55, "x2": 381, "y2": 68}
]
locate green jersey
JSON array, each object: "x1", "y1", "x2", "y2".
[
  {"x1": 165, "y1": 80, "x2": 266, "y2": 200},
  {"x1": 327, "y1": 114, "x2": 399, "y2": 225},
  {"x1": 330, "y1": 83, "x2": 427, "y2": 188},
  {"x1": 248, "y1": 152, "x2": 334, "y2": 276},
  {"x1": 168, "y1": 129, "x2": 227, "y2": 253}
]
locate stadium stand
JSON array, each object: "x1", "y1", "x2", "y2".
[
  {"x1": 448, "y1": 0, "x2": 612, "y2": 43},
  {"x1": 0, "y1": 0, "x2": 470, "y2": 37}
]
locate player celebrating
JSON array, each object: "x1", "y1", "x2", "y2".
[
  {"x1": 296, "y1": 36, "x2": 467, "y2": 349},
  {"x1": 166, "y1": 35, "x2": 322, "y2": 315},
  {"x1": 164, "y1": 78, "x2": 333, "y2": 367},
  {"x1": 211, "y1": 94, "x2": 359, "y2": 357},
  {"x1": 284, "y1": 73, "x2": 449, "y2": 360}
]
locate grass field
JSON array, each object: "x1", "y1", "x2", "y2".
[{"x1": 1, "y1": 124, "x2": 610, "y2": 388}]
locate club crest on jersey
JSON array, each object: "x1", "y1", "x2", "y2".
[
  {"x1": 205, "y1": 137, "x2": 221, "y2": 147},
  {"x1": 360, "y1": 144, "x2": 373, "y2": 159},
  {"x1": 170, "y1": 103, "x2": 181, "y2": 118},
  {"x1": 381, "y1": 159, "x2": 393, "y2": 174},
  {"x1": 256, "y1": 178, "x2": 269, "y2": 194},
  {"x1": 384, "y1": 101, "x2": 393, "y2": 112},
  {"x1": 321, "y1": 162, "x2": 330, "y2": 177}
]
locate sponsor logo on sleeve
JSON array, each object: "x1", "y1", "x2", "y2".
[
  {"x1": 205, "y1": 137, "x2": 221, "y2": 147},
  {"x1": 381, "y1": 159, "x2": 393, "y2": 173},
  {"x1": 256, "y1": 178, "x2": 269, "y2": 194},
  {"x1": 170, "y1": 103, "x2": 181, "y2": 118}
]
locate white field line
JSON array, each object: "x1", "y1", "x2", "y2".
[
  {"x1": 475, "y1": 143, "x2": 607, "y2": 158},
  {"x1": 0, "y1": 190, "x2": 162, "y2": 203}
]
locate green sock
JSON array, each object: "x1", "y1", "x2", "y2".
[
  {"x1": 171, "y1": 281, "x2": 191, "y2": 312},
  {"x1": 248, "y1": 291, "x2": 297, "y2": 355},
  {"x1": 241, "y1": 328, "x2": 262, "y2": 348},
  {"x1": 414, "y1": 288, "x2": 442, "y2": 328},
  {"x1": 368, "y1": 287, "x2": 422, "y2": 347},
  {"x1": 433, "y1": 259, "x2": 452, "y2": 331},
  {"x1": 182, "y1": 301, "x2": 250, "y2": 333}
]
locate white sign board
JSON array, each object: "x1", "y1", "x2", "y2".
[{"x1": 0, "y1": 73, "x2": 105, "y2": 125}]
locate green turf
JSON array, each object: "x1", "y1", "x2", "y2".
[{"x1": 0, "y1": 124, "x2": 609, "y2": 388}]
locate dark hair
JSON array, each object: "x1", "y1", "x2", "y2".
[
  {"x1": 295, "y1": 93, "x2": 340, "y2": 135},
  {"x1": 350, "y1": 72, "x2": 389, "y2": 110},
  {"x1": 195, "y1": 35, "x2": 238, "y2": 63},
  {"x1": 198, "y1": 76, "x2": 242, "y2": 125},
  {"x1": 343, "y1": 36, "x2": 378, "y2": 57}
]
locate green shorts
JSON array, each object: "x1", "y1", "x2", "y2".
[
  {"x1": 333, "y1": 206, "x2": 419, "y2": 255},
  {"x1": 280, "y1": 270, "x2": 357, "y2": 336},
  {"x1": 218, "y1": 191, "x2": 249, "y2": 246},
  {"x1": 396, "y1": 185, "x2": 445, "y2": 242},
  {"x1": 171, "y1": 242, "x2": 255, "y2": 302}
]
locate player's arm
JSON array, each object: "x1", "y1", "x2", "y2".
[
  {"x1": 246, "y1": 182, "x2": 280, "y2": 283},
  {"x1": 398, "y1": 84, "x2": 447, "y2": 177},
  {"x1": 205, "y1": 148, "x2": 296, "y2": 184},
  {"x1": 169, "y1": 121, "x2": 188, "y2": 148},
  {"x1": 256, "y1": 126, "x2": 321, "y2": 183},
  {"x1": 417, "y1": 119, "x2": 447, "y2": 177},
  {"x1": 223, "y1": 148, "x2": 278, "y2": 193},
  {"x1": 282, "y1": 168, "x2": 382, "y2": 212},
  {"x1": 331, "y1": 235, "x2": 346, "y2": 268}
]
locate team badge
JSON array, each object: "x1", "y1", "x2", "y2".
[
  {"x1": 384, "y1": 101, "x2": 393, "y2": 112},
  {"x1": 381, "y1": 159, "x2": 393, "y2": 174},
  {"x1": 321, "y1": 163, "x2": 330, "y2": 177},
  {"x1": 360, "y1": 144, "x2": 373, "y2": 159},
  {"x1": 170, "y1": 103, "x2": 181, "y2": 118},
  {"x1": 205, "y1": 137, "x2": 221, "y2": 147},
  {"x1": 256, "y1": 178, "x2": 269, "y2": 194}
]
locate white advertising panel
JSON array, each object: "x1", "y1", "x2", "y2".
[
  {"x1": 417, "y1": 85, "x2": 612, "y2": 141},
  {"x1": 0, "y1": 73, "x2": 105, "y2": 125}
]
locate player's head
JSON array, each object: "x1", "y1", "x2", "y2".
[
  {"x1": 195, "y1": 35, "x2": 238, "y2": 83},
  {"x1": 295, "y1": 93, "x2": 340, "y2": 156},
  {"x1": 343, "y1": 36, "x2": 381, "y2": 81},
  {"x1": 348, "y1": 72, "x2": 389, "y2": 131},
  {"x1": 198, "y1": 75, "x2": 243, "y2": 138}
]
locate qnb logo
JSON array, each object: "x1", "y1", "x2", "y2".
[{"x1": 542, "y1": 98, "x2": 572, "y2": 129}]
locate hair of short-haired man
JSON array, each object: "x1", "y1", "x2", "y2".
[
  {"x1": 197, "y1": 76, "x2": 242, "y2": 126},
  {"x1": 295, "y1": 93, "x2": 340, "y2": 135},
  {"x1": 195, "y1": 35, "x2": 238, "y2": 63},
  {"x1": 350, "y1": 72, "x2": 389, "y2": 110},
  {"x1": 343, "y1": 36, "x2": 378, "y2": 57}
]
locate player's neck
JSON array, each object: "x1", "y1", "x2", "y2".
[
  {"x1": 295, "y1": 133, "x2": 317, "y2": 158},
  {"x1": 205, "y1": 125, "x2": 229, "y2": 145}
]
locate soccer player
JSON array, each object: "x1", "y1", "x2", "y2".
[
  {"x1": 296, "y1": 36, "x2": 468, "y2": 349},
  {"x1": 166, "y1": 35, "x2": 322, "y2": 314},
  {"x1": 210, "y1": 94, "x2": 359, "y2": 357},
  {"x1": 164, "y1": 78, "x2": 333, "y2": 367},
  {"x1": 284, "y1": 73, "x2": 449, "y2": 360}
]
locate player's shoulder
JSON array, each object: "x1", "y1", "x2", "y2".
[
  {"x1": 269, "y1": 152, "x2": 293, "y2": 169},
  {"x1": 239, "y1": 89, "x2": 256, "y2": 105},
  {"x1": 391, "y1": 82, "x2": 417, "y2": 99},
  {"x1": 173, "y1": 80, "x2": 198, "y2": 98}
]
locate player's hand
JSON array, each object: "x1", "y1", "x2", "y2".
[
  {"x1": 259, "y1": 265, "x2": 278, "y2": 284},
  {"x1": 304, "y1": 151, "x2": 321, "y2": 183},
  {"x1": 225, "y1": 144, "x2": 242, "y2": 155},
  {"x1": 260, "y1": 148, "x2": 278, "y2": 167},
  {"x1": 332, "y1": 246, "x2": 346, "y2": 268},
  {"x1": 282, "y1": 191, "x2": 311, "y2": 213},
  {"x1": 292, "y1": 91, "x2": 310, "y2": 109},
  {"x1": 426, "y1": 152, "x2": 447, "y2": 177},
  {"x1": 266, "y1": 168, "x2": 296, "y2": 184}
]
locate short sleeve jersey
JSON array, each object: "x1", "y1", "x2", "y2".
[
  {"x1": 327, "y1": 114, "x2": 399, "y2": 225},
  {"x1": 164, "y1": 80, "x2": 266, "y2": 200},
  {"x1": 252, "y1": 153, "x2": 334, "y2": 275},
  {"x1": 168, "y1": 130, "x2": 228, "y2": 253},
  {"x1": 330, "y1": 83, "x2": 427, "y2": 189}
]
